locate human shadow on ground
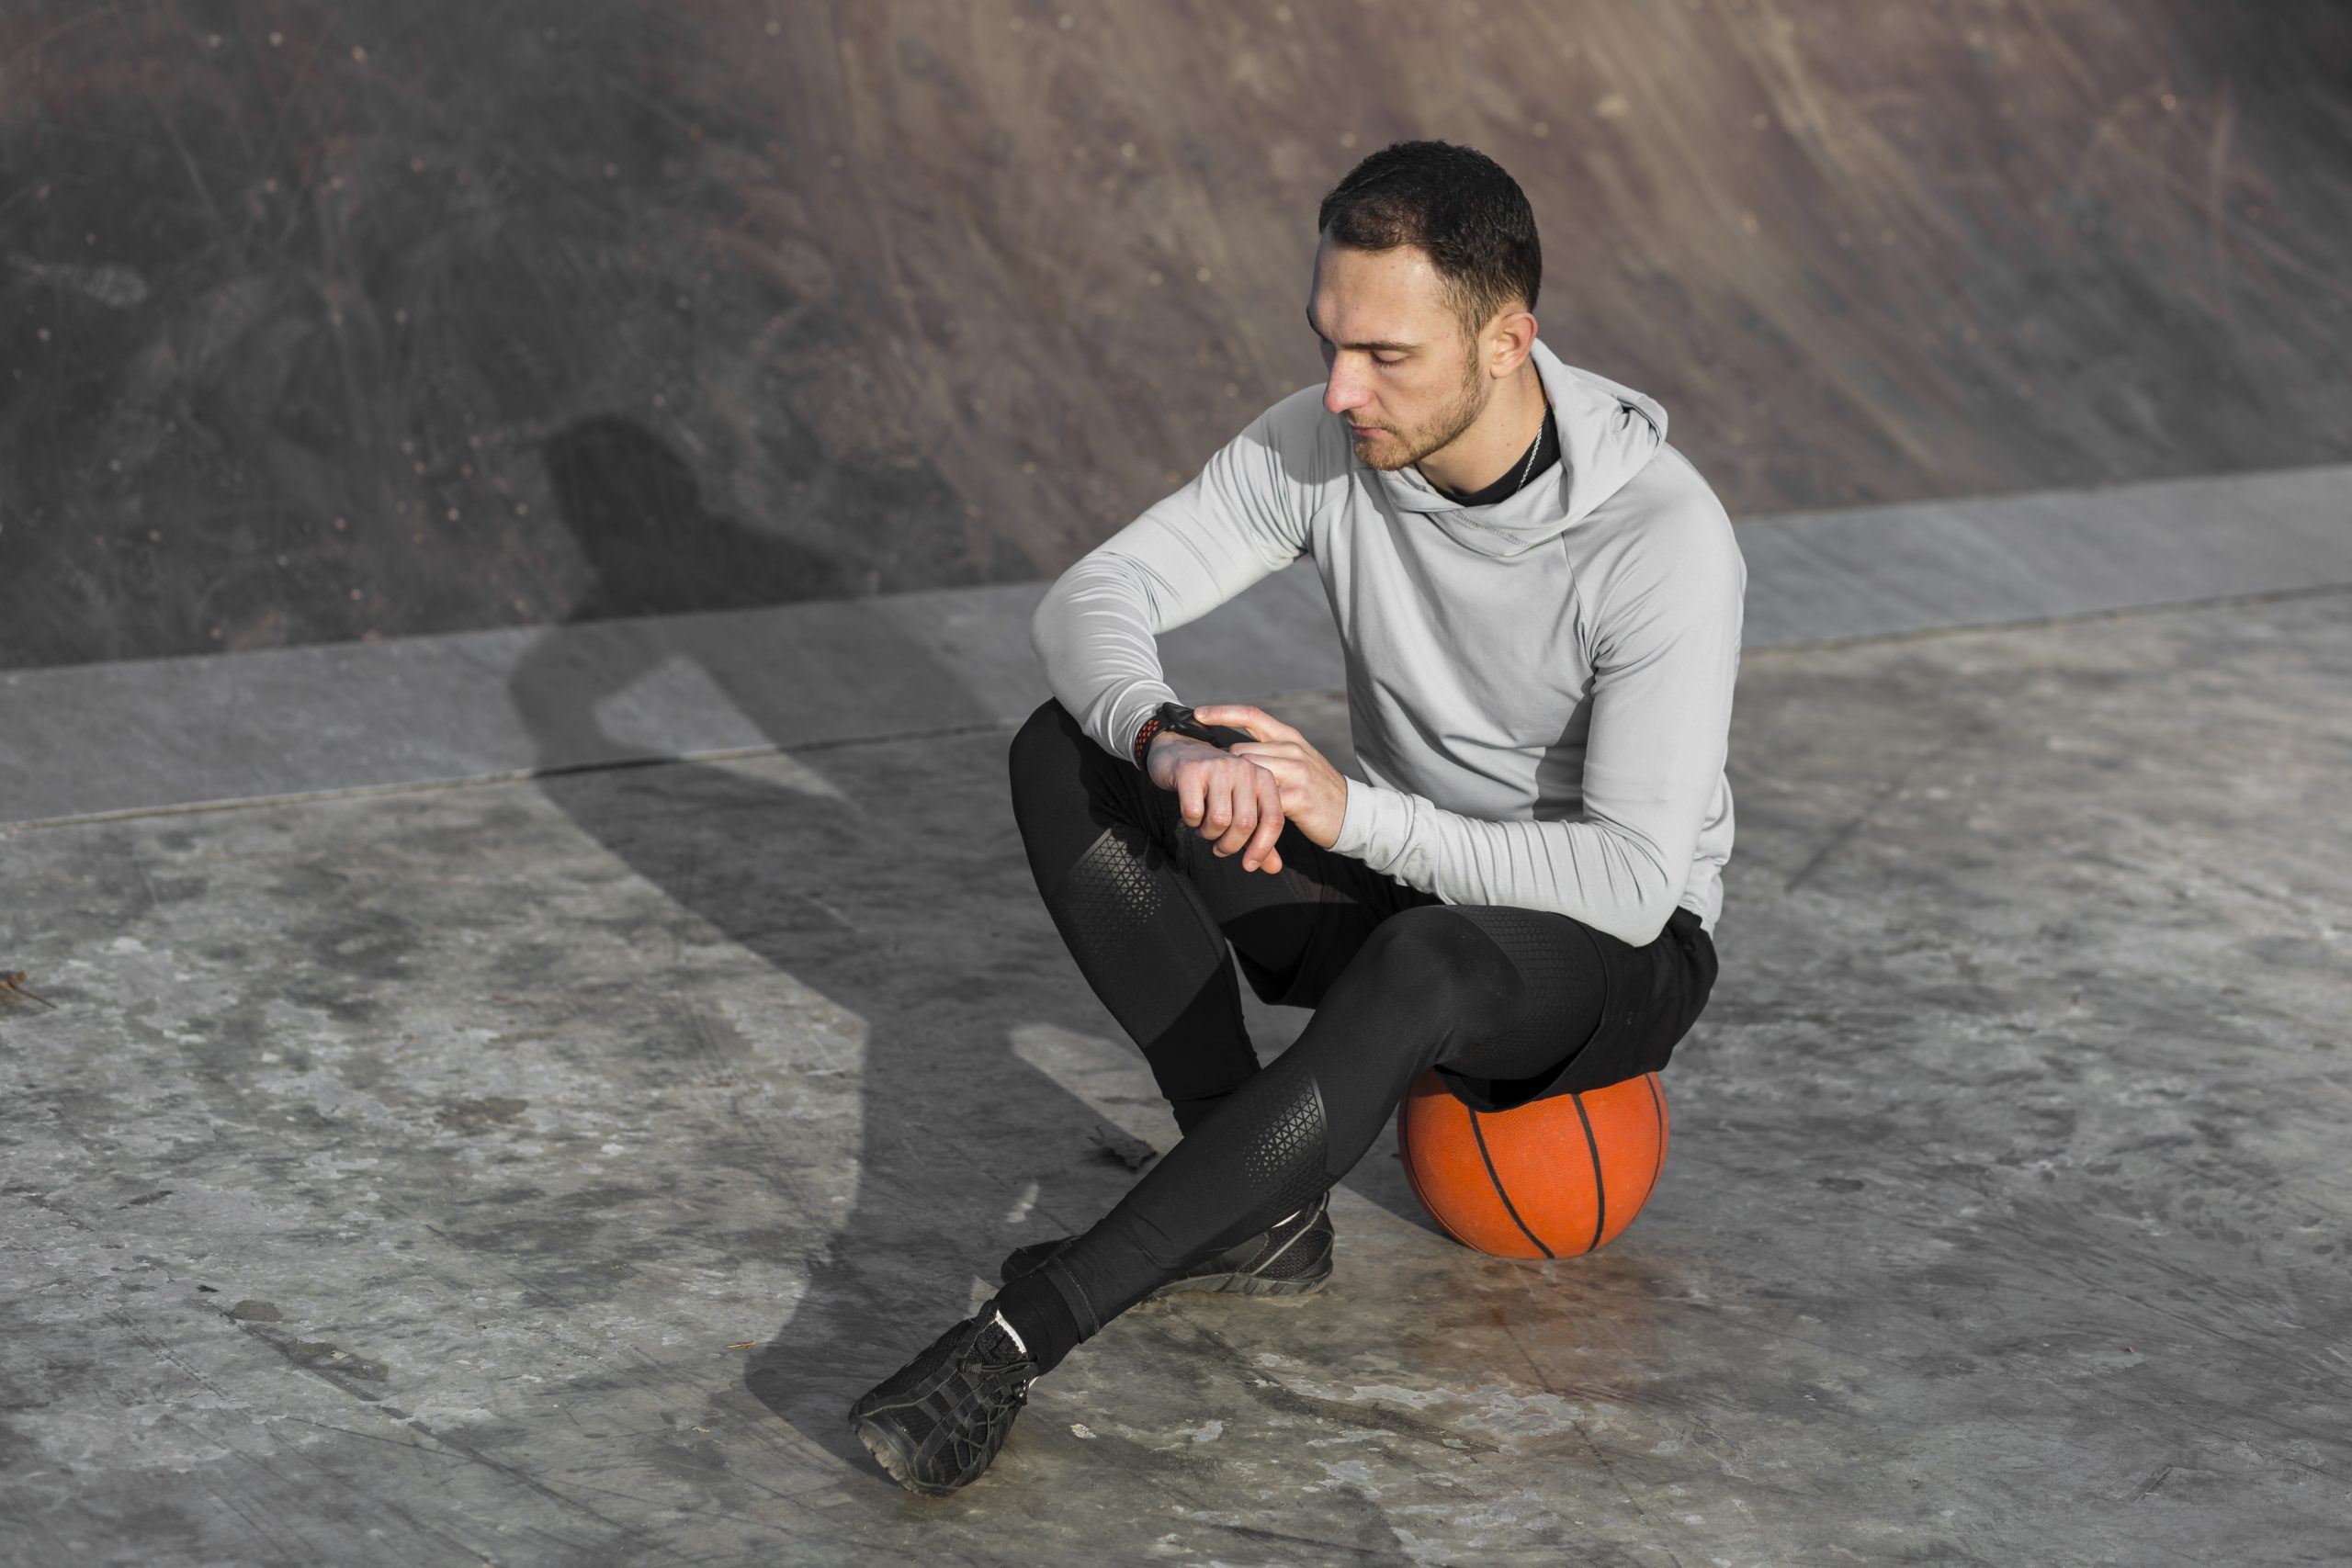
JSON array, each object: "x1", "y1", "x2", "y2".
[{"x1": 506, "y1": 417, "x2": 1438, "y2": 1482}]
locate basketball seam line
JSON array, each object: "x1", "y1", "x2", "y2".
[
  {"x1": 1640, "y1": 1073, "x2": 1665, "y2": 1213},
  {"x1": 1569, "y1": 1090, "x2": 1607, "y2": 1254},
  {"x1": 1468, "y1": 1109, "x2": 1554, "y2": 1259}
]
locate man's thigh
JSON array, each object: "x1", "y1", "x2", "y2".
[
  {"x1": 1144, "y1": 791, "x2": 1442, "y2": 1010},
  {"x1": 1436, "y1": 904, "x2": 1720, "y2": 1110}
]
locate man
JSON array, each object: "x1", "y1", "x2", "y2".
[{"x1": 847, "y1": 140, "x2": 1744, "y2": 1495}]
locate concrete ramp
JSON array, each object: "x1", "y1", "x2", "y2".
[{"x1": 3, "y1": 463, "x2": 2344, "y2": 827}]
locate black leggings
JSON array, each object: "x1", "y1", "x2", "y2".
[{"x1": 1008, "y1": 700, "x2": 1716, "y2": 1342}]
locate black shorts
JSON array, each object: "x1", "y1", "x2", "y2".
[{"x1": 1010, "y1": 700, "x2": 1719, "y2": 1114}]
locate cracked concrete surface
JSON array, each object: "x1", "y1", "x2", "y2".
[{"x1": 3, "y1": 592, "x2": 2348, "y2": 1565}]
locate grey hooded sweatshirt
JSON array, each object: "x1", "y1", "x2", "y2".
[{"x1": 1030, "y1": 339, "x2": 1745, "y2": 947}]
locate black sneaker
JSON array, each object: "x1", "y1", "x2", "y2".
[
  {"x1": 846, "y1": 1308, "x2": 1040, "y2": 1497},
  {"x1": 998, "y1": 1193, "x2": 1334, "y2": 1299}
]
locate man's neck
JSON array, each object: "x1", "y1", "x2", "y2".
[{"x1": 1416, "y1": 363, "x2": 1550, "y2": 499}]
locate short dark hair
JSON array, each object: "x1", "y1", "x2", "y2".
[{"x1": 1317, "y1": 141, "x2": 1542, "y2": 343}]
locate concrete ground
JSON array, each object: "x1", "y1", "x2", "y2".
[{"x1": 4, "y1": 589, "x2": 2350, "y2": 1565}]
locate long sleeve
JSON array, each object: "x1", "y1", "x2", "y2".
[
  {"x1": 1030, "y1": 397, "x2": 1323, "y2": 761},
  {"x1": 1329, "y1": 497, "x2": 1746, "y2": 945}
]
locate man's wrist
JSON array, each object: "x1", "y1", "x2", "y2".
[
  {"x1": 1133, "y1": 702, "x2": 1202, "y2": 770},
  {"x1": 1135, "y1": 702, "x2": 1260, "y2": 772},
  {"x1": 1131, "y1": 710, "x2": 1170, "y2": 770}
]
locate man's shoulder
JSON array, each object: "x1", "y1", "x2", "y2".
[
  {"x1": 1619, "y1": 441, "x2": 1733, "y2": 536},
  {"x1": 1581, "y1": 442, "x2": 1744, "y2": 599},
  {"x1": 1589, "y1": 442, "x2": 1740, "y2": 552}
]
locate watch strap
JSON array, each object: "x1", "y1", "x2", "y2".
[
  {"x1": 1131, "y1": 711, "x2": 1170, "y2": 769},
  {"x1": 1138, "y1": 703, "x2": 1258, "y2": 771}
]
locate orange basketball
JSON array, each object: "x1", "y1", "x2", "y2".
[{"x1": 1396, "y1": 1069, "x2": 1669, "y2": 1258}]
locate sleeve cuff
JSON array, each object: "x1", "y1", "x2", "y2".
[
  {"x1": 1331, "y1": 777, "x2": 1404, "y2": 863},
  {"x1": 1105, "y1": 684, "x2": 1180, "y2": 764}
]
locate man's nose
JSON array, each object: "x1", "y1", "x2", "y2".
[{"x1": 1323, "y1": 365, "x2": 1369, "y2": 416}]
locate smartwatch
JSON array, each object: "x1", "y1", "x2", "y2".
[{"x1": 1132, "y1": 702, "x2": 1258, "y2": 769}]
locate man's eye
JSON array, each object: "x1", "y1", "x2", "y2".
[{"x1": 1317, "y1": 343, "x2": 1402, "y2": 367}]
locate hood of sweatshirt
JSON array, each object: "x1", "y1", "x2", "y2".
[{"x1": 1368, "y1": 338, "x2": 1668, "y2": 559}]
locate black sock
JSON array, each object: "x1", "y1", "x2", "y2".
[{"x1": 990, "y1": 1269, "x2": 1084, "y2": 1374}]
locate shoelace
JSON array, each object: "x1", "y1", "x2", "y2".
[{"x1": 987, "y1": 1309, "x2": 1029, "y2": 1359}]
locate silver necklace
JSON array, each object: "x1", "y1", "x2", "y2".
[
  {"x1": 1513, "y1": 418, "x2": 1544, "y2": 491},
  {"x1": 1427, "y1": 406, "x2": 1549, "y2": 502}
]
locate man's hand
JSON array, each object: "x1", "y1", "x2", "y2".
[
  {"x1": 1195, "y1": 704, "x2": 1349, "y2": 850},
  {"x1": 1147, "y1": 732, "x2": 1289, "y2": 874}
]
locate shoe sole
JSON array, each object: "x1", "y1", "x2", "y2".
[
  {"x1": 1149, "y1": 1262, "x2": 1331, "y2": 1298},
  {"x1": 847, "y1": 1404, "x2": 959, "y2": 1498},
  {"x1": 999, "y1": 1247, "x2": 1332, "y2": 1299}
]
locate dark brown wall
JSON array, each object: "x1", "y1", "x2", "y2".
[{"x1": 5, "y1": 0, "x2": 2347, "y2": 669}]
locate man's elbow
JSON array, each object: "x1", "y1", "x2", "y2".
[
  {"x1": 1577, "y1": 841, "x2": 1679, "y2": 948},
  {"x1": 1581, "y1": 886, "x2": 1674, "y2": 949},
  {"x1": 1622, "y1": 889, "x2": 1679, "y2": 949},
  {"x1": 1030, "y1": 553, "x2": 1146, "y2": 660},
  {"x1": 1029, "y1": 570, "x2": 1085, "y2": 664},
  {"x1": 1027, "y1": 592, "x2": 1057, "y2": 665}
]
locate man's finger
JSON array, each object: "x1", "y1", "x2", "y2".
[
  {"x1": 1179, "y1": 761, "x2": 1206, "y2": 829},
  {"x1": 1195, "y1": 703, "x2": 1303, "y2": 745},
  {"x1": 1216, "y1": 769, "x2": 1260, "y2": 856},
  {"x1": 1237, "y1": 750, "x2": 1298, "y2": 804},
  {"x1": 1202, "y1": 769, "x2": 1234, "y2": 840},
  {"x1": 1240, "y1": 772, "x2": 1286, "y2": 873}
]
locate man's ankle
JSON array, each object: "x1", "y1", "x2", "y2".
[{"x1": 991, "y1": 1270, "x2": 1082, "y2": 1373}]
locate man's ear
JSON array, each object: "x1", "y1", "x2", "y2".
[{"x1": 1483, "y1": 308, "x2": 1539, "y2": 379}]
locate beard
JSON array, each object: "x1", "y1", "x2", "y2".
[{"x1": 1346, "y1": 356, "x2": 1490, "y2": 472}]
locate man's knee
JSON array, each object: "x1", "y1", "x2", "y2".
[
  {"x1": 1353, "y1": 906, "x2": 1518, "y2": 1020},
  {"x1": 1009, "y1": 699, "x2": 1085, "y2": 788}
]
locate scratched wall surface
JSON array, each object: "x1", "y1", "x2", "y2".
[{"x1": 5, "y1": 0, "x2": 2350, "y2": 669}]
